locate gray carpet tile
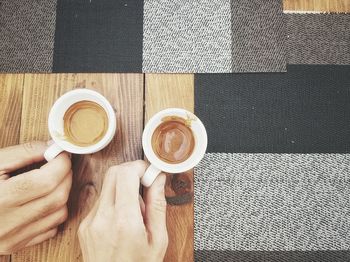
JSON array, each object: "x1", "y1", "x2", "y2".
[
  {"x1": 194, "y1": 153, "x2": 350, "y2": 251},
  {"x1": 142, "y1": 0, "x2": 232, "y2": 73},
  {"x1": 286, "y1": 14, "x2": 350, "y2": 65},
  {"x1": 0, "y1": 0, "x2": 57, "y2": 72},
  {"x1": 194, "y1": 65, "x2": 350, "y2": 153},
  {"x1": 231, "y1": 0, "x2": 286, "y2": 72},
  {"x1": 195, "y1": 250, "x2": 350, "y2": 262}
]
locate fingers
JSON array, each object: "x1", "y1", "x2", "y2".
[
  {"x1": 79, "y1": 197, "x2": 100, "y2": 232},
  {"x1": 24, "y1": 228, "x2": 58, "y2": 248},
  {"x1": 0, "y1": 141, "x2": 47, "y2": 175},
  {"x1": 3, "y1": 205, "x2": 67, "y2": 253},
  {"x1": 93, "y1": 161, "x2": 147, "y2": 228},
  {"x1": 14, "y1": 206, "x2": 67, "y2": 247},
  {"x1": 11, "y1": 172, "x2": 72, "y2": 229},
  {"x1": 1, "y1": 152, "x2": 72, "y2": 206},
  {"x1": 145, "y1": 173, "x2": 168, "y2": 246},
  {"x1": 114, "y1": 161, "x2": 147, "y2": 211},
  {"x1": 139, "y1": 195, "x2": 145, "y2": 218},
  {"x1": 0, "y1": 174, "x2": 9, "y2": 180},
  {"x1": 98, "y1": 169, "x2": 116, "y2": 208}
]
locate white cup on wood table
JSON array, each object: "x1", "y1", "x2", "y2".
[
  {"x1": 44, "y1": 89, "x2": 117, "y2": 161},
  {"x1": 141, "y1": 108, "x2": 207, "y2": 187}
]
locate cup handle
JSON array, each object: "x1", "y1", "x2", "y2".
[
  {"x1": 141, "y1": 164, "x2": 162, "y2": 187},
  {"x1": 44, "y1": 143, "x2": 64, "y2": 161}
]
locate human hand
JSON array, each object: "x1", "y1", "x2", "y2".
[
  {"x1": 78, "y1": 161, "x2": 168, "y2": 262},
  {"x1": 0, "y1": 141, "x2": 72, "y2": 254}
]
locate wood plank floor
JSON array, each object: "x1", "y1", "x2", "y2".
[
  {"x1": 145, "y1": 74, "x2": 194, "y2": 262},
  {"x1": 1, "y1": 73, "x2": 194, "y2": 262},
  {"x1": 0, "y1": 74, "x2": 24, "y2": 262},
  {"x1": 284, "y1": 0, "x2": 350, "y2": 12},
  {"x1": 1, "y1": 74, "x2": 143, "y2": 262}
]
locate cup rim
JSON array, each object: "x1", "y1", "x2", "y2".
[
  {"x1": 142, "y1": 108, "x2": 207, "y2": 173},
  {"x1": 48, "y1": 89, "x2": 117, "y2": 154}
]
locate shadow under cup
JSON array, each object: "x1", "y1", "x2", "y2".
[{"x1": 46, "y1": 89, "x2": 116, "y2": 158}]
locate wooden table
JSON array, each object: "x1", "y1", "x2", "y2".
[
  {"x1": 0, "y1": 1, "x2": 348, "y2": 262},
  {"x1": 0, "y1": 73, "x2": 194, "y2": 262}
]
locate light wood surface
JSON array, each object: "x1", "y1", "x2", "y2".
[
  {"x1": 9, "y1": 73, "x2": 144, "y2": 262},
  {"x1": 0, "y1": 74, "x2": 24, "y2": 262},
  {"x1": 0, "y1": 74, "x2": 24, "y2": 148},
  {"x1": 145, "y1": 74, "x2": 195, "y2": 262},
  {"x1": 284, "y1": 0, "x2": 349, "y2": 12},
  {"x1": 1, "y1": 73, "x2": 195, "y2": 262}
]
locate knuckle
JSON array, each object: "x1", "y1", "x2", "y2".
[
  {"x1": 112, "y1": 160, "x2": 147, "y2": 176},
  {"x1": 21, "y1": 141, "x2": 46, "y2": 159},
  {"x1": 107, "y1": 165, "x2": 119, "y2": 175},
  {"x1": 35, "y1": 202, "x2": 55, "y2": 218},
  {"x1": 133, "y1": 159, "x2": 147, "y2": 167},
  {"x1": 40, "y1": 176, "x2": 59, "y2": 193},
  {"x1": 39, "y1": 195, "x2": 65, "y2": 217},
  {"x1": 12, "y1": 178, "x2": 34, "y2": 194},
  {"x1": 51, "y1": 153, "x2": 72, "y2": 174},
  {"x1": 49, "y1": 228, "x2": 58, "y2": 238},
  {"x1": 55, "y1": 189, "x2": 69, "y2": 207},
  {"x1": 22, "y1": 141, "x2": 41, "y2": 154},
  {"x1": 132, "y1": 160, "x2": 148, "y2": 173},
  {"x1": 60, "y1": 154, "x2": 72, "y2": 170},
  {"x1": 57, "y1": 206, "x2": 68, "y2": 224}
]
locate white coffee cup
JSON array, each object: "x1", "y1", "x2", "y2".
[
  {"x1": 44, "y1": 89, "x2": 117, "y2": 161},
  {"x1": 141, "y1": 108, "x2": 207, "y2": 187}
]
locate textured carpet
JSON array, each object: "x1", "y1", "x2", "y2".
[
  {"x1": 195, "y1": 65, "x2": 350, "y2": 153},
  {"x1": 231, "y1": 0, "x2": 286, "y2": 72},
  {"x1": 142, "y1": 0, "x2": 232, "y2": 73},
  {"x1": 2, "y1": 1, "x2": 348, "y2": 72},
  {"x1": 195, "y1": 153, "x2": 350, "y2": 251},
  {"x1": 194, "y1": 65, "x2": 350, "y2": 261},
  {"x1": 52, "y1": 0, "x2": 144, "y2": 72},
  {"x1": 0, "y1": 0, "x2": 57, "y2": 72},
  {"x1": 195, "y1": 250, "x2": 350, "y2": 262},
  {"x1": 286, "y1": 14, "x2": 350, "y2": 65}
]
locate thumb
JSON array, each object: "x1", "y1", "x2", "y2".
[
  {"x1": 0, "y1": 141, "x2": 47, "y2": 175},
  {"x1": 145, "y1": 173, "x2": 168, "y2": 245}
]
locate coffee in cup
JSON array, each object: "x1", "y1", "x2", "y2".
[
  {"x1": 44, "y1": 89, "x2": 117, "y2": 161},
  {"x1": 142, "y1": 108, "x2": 207, "y2": 187},
  {"x1": 63, "y1": 101, "x2": 108, "y2": 146},
  {"x1": 151, "y1": 116, "x2": 195, "y2": 164}
]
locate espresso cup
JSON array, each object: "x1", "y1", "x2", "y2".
[
  {"x1": 141, "y1": 108, "x2": 207, "y2": 187},
  {"x1": 44, "y1": 89, "x2": 117, "y2": 161}
]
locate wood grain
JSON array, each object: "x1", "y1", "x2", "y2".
[
  {"x1": 12, "y1": 73, "x2": 144, "y2": 262},
  {"x1": 144, "y1": 74, "x2": 194, "y2": 262},
  {"x1": 0, "y1": 74, "x2": 24, "y2": 147},
  {"x1": 0, "y1": 74, "x2": 24, "y2": 262},
  {"x1": 284, "y1": 0, "x2": 350, "y2": 12}
]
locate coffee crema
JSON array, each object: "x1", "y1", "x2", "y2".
[
  {"x1": 63, "y1": 101, "x2": 108, "y2": 146},
  {"x1": 151, "y1": 116, "x2": 195, "y2": 164}
]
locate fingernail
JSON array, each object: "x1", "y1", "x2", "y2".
[{"x1": 47, "y1": 140, "x2": 54, "y2": 146}]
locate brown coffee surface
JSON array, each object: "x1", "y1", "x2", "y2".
[
  {"x1": 151, "y1": 116, "x2": 195, "y2": 164},
  {"x1": 63, "y1": 101, "x2": 108, "y2": 146}
]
